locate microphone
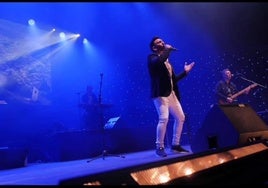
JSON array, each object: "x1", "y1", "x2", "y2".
[{"x1": 165, "y1": 44, "x2": 178, "y2": 51}]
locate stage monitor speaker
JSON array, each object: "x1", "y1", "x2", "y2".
[{"x1": 191, "y1": 104, "x2": 268, "y2": 153}]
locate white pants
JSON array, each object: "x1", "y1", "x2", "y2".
[{"x1": 153, "y1": 91, "x2": 185, "y2": 148}]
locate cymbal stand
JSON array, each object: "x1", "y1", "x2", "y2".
[{"x1": 87, "y1": 73, "x2": 125, "y2": 163}]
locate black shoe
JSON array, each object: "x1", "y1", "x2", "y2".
[
  {"x1": 171, "y1": 145, "x2": 189, "y2": 153},
  {"x1": 156, "y1": 147, "x2": 167, "y2": 157}
]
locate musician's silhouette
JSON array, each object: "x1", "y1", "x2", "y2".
[{"x1": 80, "y1": 85, "x2": 99, "y2": 130}]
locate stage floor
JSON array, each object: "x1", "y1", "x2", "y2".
[{"x1": 0, "y1": 145, "x2": 192, "y2": 185}]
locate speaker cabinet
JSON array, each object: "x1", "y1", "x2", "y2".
[{"x1": 191, "y1": 104, "x2": 268, "y2": 153}]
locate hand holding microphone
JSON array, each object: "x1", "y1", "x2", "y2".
[{"x1": 165, "y1": 44, "x2": 178, "y2": 51}]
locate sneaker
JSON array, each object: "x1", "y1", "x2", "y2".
[
  {"x1": 156, "y1": 147, "x2": 167, "y2": 157},
  {"x1": 171, "y1": 145, "x2": 189, "y2": 153}
]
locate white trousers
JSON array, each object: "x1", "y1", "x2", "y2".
[{"x1": 153, "y1": 91, "x2": 185, "y2": 148}]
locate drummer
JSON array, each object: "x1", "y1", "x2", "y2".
[{"x1": 81, "y1": 85, "x2": 99, "y2": 130}]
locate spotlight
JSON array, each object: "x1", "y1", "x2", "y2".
[
  {"x1": 28, "y1": 19, "x2": 35, "y2": 26},
  {"x1": 59, "y1": 32, "x2": 66, "y2": 39},
  {"x1": 83, "y1": 38, "x2": 88, "y2": 44}
]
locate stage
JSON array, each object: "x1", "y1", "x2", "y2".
[
  {"x1": 0, "y1": 146, "x2": 192, "y2": 185},
  {"x1": 1, "y1": 142, "x2": 268, "y2": 185}
]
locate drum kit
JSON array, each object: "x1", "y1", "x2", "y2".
[{"x1": 77, "y1": 73, "x2": 125, "y2": 161}]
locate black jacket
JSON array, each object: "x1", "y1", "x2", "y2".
[
  {"x1": 215, "y1": 80, "x2": 238, "y2": 104},
  {"x1": 147, "y1": 48, "x2": 187, "y2": 101}
]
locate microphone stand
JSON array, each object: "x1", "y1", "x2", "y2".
[
  {"x1": 98, "y1": 73, "x2": 103, "y2": 104},
  {"x1": 87, "y1": 73, "x2": 125, "y2": 163},
  {"x1": 239, "y1": 76, "x2": 267, "y2": 89},
  {"x1": 239, "y1": 75, "x2": 267, "y2": 115}
]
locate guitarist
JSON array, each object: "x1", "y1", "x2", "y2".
[{"x1": 215, "y1": 68, "x2": 250, "y2": 105}]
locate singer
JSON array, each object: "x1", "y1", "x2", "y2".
[{"x1": 147, "y1": 36, "x2": 195, "y2": 157}]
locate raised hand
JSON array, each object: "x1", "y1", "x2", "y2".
[{"x1": 184, "y1": 62, "x2": 195, "y2": 73}]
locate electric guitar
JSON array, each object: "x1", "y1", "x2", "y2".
[{"x1": 219, "y1": 83, "x2": 258, "y2": 105}]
